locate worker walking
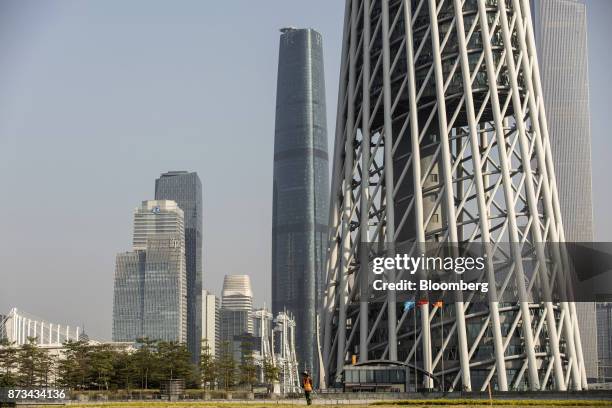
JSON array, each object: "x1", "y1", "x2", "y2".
[{"x1": 301, "y1": 371, "x2": 313, "y2": 405}]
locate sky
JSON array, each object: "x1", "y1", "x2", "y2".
[{"x1": 0, "y1": 1, "x2": 610, "y2": 340}]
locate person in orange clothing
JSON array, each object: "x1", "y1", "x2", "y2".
[{"x1": 301, "y1": 371, "x2": 313, "y2": 405}]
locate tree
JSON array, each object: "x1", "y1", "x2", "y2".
[
  {"x1": 16, "y1": 337, "x2": 54, "y2": 387},
  {"x1": 57, "y1": 339, "x2": 91, "y2": 389},
  {"x1": 131, "y1": 337, "x2": 158, "y2": 389},
  {"x1": 155, "y1": 341, "x2": 196, "y2": 386},
  {"x1": 88, "y1": 344, "x2": 116, "y2": 390},
  {"x1": 238, "y1": 340, "x2": 257, "y2": 389},
  {"x1": 0, "y1": 338, "x2": 18, "y2": 387},
  {"x1": 216, "y1": 341, "x2": 236, "y2": 390},
  {"x1": 262, "y1": 357, "x2": 279, "y2": 386},
  {"x1": 113, "y1": 349, "x2": 138, "y2": 390},
  {"x1": 200, "y1": 340, "x2": 216, "y2": 389}
]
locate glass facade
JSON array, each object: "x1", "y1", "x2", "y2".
[
  {"x1": 143, "y1": 235, "x2": 187, "y2": 342},
  {"x1": 155, "y1": 171, "x2": 203, "y2": 362},
  {"x1": 272, "y1": 27, "x2": 329, "y2": 373},
  {"x1": 112, "y1": 251, "x2": 145, "y2": 341},
  {"x1": 112, "y1": 200, "x2": 187, "y2": 344},
  {"x1": 597, "y1": 303, "x2": 612, "y2": 381}
]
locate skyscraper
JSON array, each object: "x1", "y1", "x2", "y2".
[
  {"x1": 143, "y1": 234, "x2": 187, "y2": 342},
  {"x1": 112, "y1": 251, "x2": 146, "y2": 341},
  {"x1": 220, "y1": 275, "x2": 253, "y2": 348},
  {"x1": 272, "y1": 27, "x2": 329, "y2": 374},
  {"x1": 133, "y1": 200, "x2": 186, "y2": 250},
  {"x1": 532, "y1": 0, "x2": 597, "y2": 383},
  {"x1": 597, "y1": 302, "x2": 612, "y2": 381},
  {"x1": 155, "y1": 171, "x2": 203, "y2": 363},
  {"x1": 113, "y1": 200, "x2": 187, "y2": 343},
  {"x1": 202, "y1": 289, "x2": 220, "y2": 357},
  {"x1": 322, "y1": 0, "x2": 586, "y2": 391}
]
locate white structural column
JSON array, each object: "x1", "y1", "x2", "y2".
[
  {"x1": 491, "y1": 0, "x2": 542, "y2": 390},
  {"x1": 475, "y1": 0, "x2": 542, "y2": 390},
  {"x1": 496, "y1": 0, "x2": 566, "y2": 390},
  {"x1": 425, "y1": 0, "x2": 461, "y2": 389},
  {"x1": 335, "y1": 0, "x2": 359, "y2": 381},
  {"x1": 517, "y1": 0, "x2": 583, "y2": 390},
  {"x1": 322, "y1": 0, "x2": 351, "y2": 379},
  {"x1": 381, "y1": 0, "x2": 398, "y2": 361},
  {"x1": 359, "y1": 0, "x2": 372, "y2": 363},
  {"x1": 401, "y1": 0, "x2": 454, "y2": 390},
  {"x1": 450, "y1": 0, "x2": 502, "y2": 391}
]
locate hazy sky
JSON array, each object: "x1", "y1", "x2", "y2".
[{"x1": 0, "y1": 1, "x2": 610, "y2": 340}]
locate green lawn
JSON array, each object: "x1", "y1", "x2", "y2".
[{"x1": 37, "y1": 400, "x2": 612, "y2": 408}]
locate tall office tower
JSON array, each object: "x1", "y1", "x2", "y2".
[
  {"x1": 143, "y1": 234, "x2": 187, "y2": 342},
  {"x1": 272, "y1": 27, "x2": 330, "y2": 374},
  {"x1": 113, "y1": 200, "x2": 187, "y2": 343},
  {"x1": 202, "y1": 289, "x2": 220, "y2": 357},
  {"x1": 597, "y1": 303, "x2": 612, "y2": 381},
  {"x1": 113, "y1": 251, "x2": 146, "y2": 341},
  {"x1": 220, "y1": 275, "x2": 253, "y2": 346},
  {"x1": 322, "y1": 0, "x2": 586, "y2": 391},
  {"x1": 532, "y1": 0, "x2": 597, "y2": 382},
  {"x1": 155, "y1": 171, "x2": 203, "y2": 362},
  {"x1": 133, "y1": 200, "x2": 186, "y2": 250}
]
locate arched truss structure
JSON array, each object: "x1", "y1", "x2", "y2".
[{"x1": 321, "y1": 0, "x2": 586, "y2": 392}]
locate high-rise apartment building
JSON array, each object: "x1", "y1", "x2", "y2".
[
  {"x1": 113, "y1": 200, "x2": 187, "y2": 343},
  {"x1": 202, "y1": 289, "x2": 220, "y2": 357},
  {"x1": 272, "y1": 27, "x2": 329, "y2": 374},
  {"x1": 322, "y1": 0, "x2": 586, "y2": 391},
  {"x1": 155, "y1": 171, "x2": 203, "y2": 362},
  {"x1": 532, "y1": 0, "x2": 597, "y2": 382},
  {"x1": 220, "y1": 275, "x2": 253, "y2": 349}
]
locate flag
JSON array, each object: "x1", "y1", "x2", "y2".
[{"x1": 403, "y1": 301, "x2": 415, "y2": 311}]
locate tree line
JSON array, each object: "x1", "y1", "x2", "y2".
[{"x1": 0, "y1": 337, "x2": 279, "y2": 391}]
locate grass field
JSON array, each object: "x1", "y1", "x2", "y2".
[{"x1": 35, "y1": 400, "x2": 612, "y2": 408}]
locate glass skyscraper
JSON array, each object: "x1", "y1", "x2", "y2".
[
  {"x1": 272, "y1": 27, "x2": 329, "y2": 374},
  {"x1": 112, "y1": 200, "x2": 187, "y2": 343},
  {"x1": 155, "y1": 171, "x2": 203, "y2": 363},
  {"x1": 532, "y1": 0, "x2": 597, "y2": 382},
  {"x1": 112, "y1": 251, "x2": 146, "y2": 342}
]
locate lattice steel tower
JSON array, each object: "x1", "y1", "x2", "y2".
[{"x1": 321, "y1": 0, "x2": 586, "y2": 392}]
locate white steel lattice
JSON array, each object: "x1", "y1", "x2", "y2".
[{"x1": 320, "y1": 0, "x2": 586, "y2": 392}]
